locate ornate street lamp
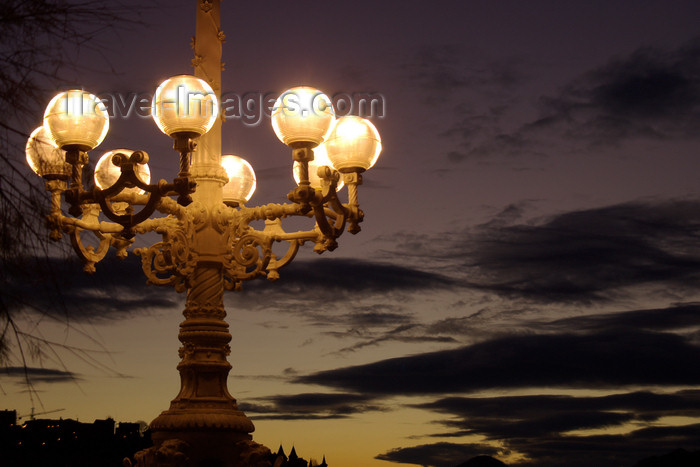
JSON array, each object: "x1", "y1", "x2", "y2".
[{"x1": 24, "y1": 1, "x2": 381, "y2": 466}]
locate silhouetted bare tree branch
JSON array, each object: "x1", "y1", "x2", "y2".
[{"x1": 0, "y1": 0, "x2": 141, "y2": 408}]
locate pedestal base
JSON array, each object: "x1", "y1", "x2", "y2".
[{"x1": 130, "y1": 432, "x2": 272, "y2": 467}]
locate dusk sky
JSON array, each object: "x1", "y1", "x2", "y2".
[{"x1": 4, "y1": 1, "x2": 700, "y2": 466}]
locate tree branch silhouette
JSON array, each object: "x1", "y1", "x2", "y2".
[{"x1": 0, "y1": 0, "x2": 144, "y2": 407}]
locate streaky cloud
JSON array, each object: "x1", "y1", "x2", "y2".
[
  {"x1": 545, "y1": 302, "x2": 700, "y2": 331},
  {"x1": 240, "y1": 392, "x2": 384, "y2": 420},
  {"x1": 241, "y1": 258, "x2": 457, "y2": 293},
  {"x1": 2, "y1": 366, "x2": 79, "y2": 383},
  {"x1": 417, "y1": 390, "x2": 700, "y2": 439},
  {"x1": 376, "y1": 441, "x2": 502, "y2": 467},
  {"x1": 297, "y1": 330, "x2": 700, "y2": 394},
  {"x1": 6, "y1": 254, "x2": 178, "y2": 321}
]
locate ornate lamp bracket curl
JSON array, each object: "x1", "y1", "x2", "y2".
[
  {"x1": 222, "y1": 232, "x2": 273, "y2": 289},
  {"x1": 134, "y1": 217, "x2": 198, "y2": 293}
]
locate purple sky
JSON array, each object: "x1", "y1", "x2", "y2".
[{"x1": 6, "y1": 1, "x2": 700, "y2": 466}]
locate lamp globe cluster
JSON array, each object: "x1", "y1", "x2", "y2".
[
  {"x1": 28, "y1": 75, "x2": 217, "y2": 189},
  {"x1": 271, "y1": 85, "x2": 382, "y2": 190},
  {"x1": 27, "y1": 79, "x2": 381, "y2": 205}
]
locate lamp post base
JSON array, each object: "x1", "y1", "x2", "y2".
[
  {"x1": 126, "y1": 261, "x2": 272, "y2": 466},
  {"x1": 131, "y1": 432, "x2": 272, "y2": 467}
]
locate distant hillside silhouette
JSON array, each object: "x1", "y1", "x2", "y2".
[
  {"x1": 632, "y1": 448, "x2": 700, "y2": 467},
  {"x1": 455, "y1": 455, "x2": 507, "y2": 467}
]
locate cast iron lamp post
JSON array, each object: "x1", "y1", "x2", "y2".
[{"x1": 24, "y1": 1, "x2": 381, "y2": 465}]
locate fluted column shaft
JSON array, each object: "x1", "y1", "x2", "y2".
[{"x1": 149, "y1": 260, "x2": 254, "y2": 439}]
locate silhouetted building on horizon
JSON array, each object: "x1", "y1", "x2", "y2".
[
  {"x1": 272, "y1": 444, "x2": 329, "y2": 467},
  {"x1": 2, "y1": 409, "x2": 329, "y2": 466},
  {"x1": 0, "y1": 409, "x2": 17, "y2": 428},
  {"x1": 1, "y1": 410, "x2": 151, "y2": 467}
]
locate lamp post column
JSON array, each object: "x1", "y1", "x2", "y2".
[{"x1": 135, "y1": 1, "x2": 271, "y2": 465}]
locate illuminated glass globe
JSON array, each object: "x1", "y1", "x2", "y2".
[
  {"x1": 25, "y1": 126, "x2": 70, "y2": 179},
  {"x1": 271, "y1": 86, "x2": 335, "y2": 148},
  {"x1": 152, "y1": 75, "x2": 219, "y2": 137},
  {"x1": 43, "y1": 90, "x2": 110, "y2": 151},
  {"x1": 94, "y1": 149, "x2": 151, "y2": 195},
  {"x1": 293, "y1": 143, "x2": 344, "y2": 190},
  {"x1": 325, "y1": 116, "x2": 382, "y2": 172},
  {"x1": 221, "y1": 155, "x2": 256, "y2": 205}
]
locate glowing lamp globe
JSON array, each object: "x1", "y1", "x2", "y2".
[
  {"x1": 43, "y1": 90, "x2": 109, "y2": 151},
  {"x1": 94, "y1": 149, "x2": 151, "y2": 195},
  {"x1": 271, "y1": 86, "x2": 335, "y2": 148},
  {"x1": 152, "y1": 75, "x2": 219, "y2": 137},
  {"x1": 221, "y1": 155, "x2": 256, "y2": 205},
  {"x1": 325, "y1": 116, "x2": 382, "y2": 172},
  {"x1": 293, "y1": 143, "x2": 344, "y2": 190},
  {"x1": 25, "y1": 126, "x2": 70, "y2": 179}
]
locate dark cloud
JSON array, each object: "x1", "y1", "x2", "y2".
[
  {"x1": 302, "y1": 304, "x2": 415, "y2": 339},
  {"x1": 308, "y1": 305, "x2": 412, "y2": 328},
  {"x1": 297, "y1": 330, "x2": 700, "y2": 395},
  {"x1": 388, "y1": 199, "x2": 700, "y2": 303},
  {"x1": 403, "y1": 45, "x2": 524, "y2": 95},
  {"x1": 304, "y1": 307, "x2": 470, "y2": 355},
  {"x1": 513, "y1": 423, "x2": 700, "y2": 467},
  {"x1": 465, "y1": 200, "x2": 700, "y2": 302},
  {"x1": 243, "y1": 258, "x2": 456, "y2": 294},
  {"x1": 437, "y1": 37, "x2": 700, "y2": 162},
  {"x1": 295, "y1": 298, "x2": 700, "y2": 467},
  {"x1": 418, "y1": 390, "x2": 700, "y2": 440},
  {"x1": 14, "y1": 254, "x2": 448, "y2": 322},
  {"x1": 398, "y1": 44, "x2": 541, "y2": 163},
  {"x1": 330, "y1": 328, "x2": 458, "y2": 354},
  {"x1": 379, "y1": 392, "x2": 700, "y2": 467},
  {"x1": 230, "y1": 258, "x2": 457, "y2": 318},
  {"x1": 240, "y1": 392, "x2": 383, "y2": 420},
  {"x1": 1, "y1": 366, "x2": 79, "y2": 383},
  {"x1": 7, "y1": 254, "x2": 178, "y2": 321},
  {"x1": 316, "y1": 306, "x2": 506, "y2": 355},
  {"x1": 537, "y1": 38, "x2": 700, "y2": 143},
  {"x1": 546, "y1": 302, "x2": 700, "y2": 332},
  {"x1": 375, "y1": 442, "x2": 502, "y2": 467},
  {"x1": 381, "y1": 425, "x2": 700, "y2": 467}
]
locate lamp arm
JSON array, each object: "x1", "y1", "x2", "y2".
[
  {"x1": 48, "y1": 204, "x2": 127, "y2": 273},
  {"x1": 63, "y1": 150, "x2": 194, "y2": 238},
  {"x1": 107, "y1": 191, "x2": 150, "y2": 205},
  {"x1": 237, "y1": 202, "x2": 310, "y2": 224},
  {"x1": 57, "y1": 214, "x2": 125, "y2": 234},
  {"x1": 132, "y1": 216, "x2": 180, "y2": 235},
  {"x1": 154, "y1": 196, "x2": 188, "y2": 219},
  {"x1": 221, "y1": 205, "x2": 324, "y2": 289},
  {"x1": 46, "y1": 176, "x2": 181, "y2": 274}
]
